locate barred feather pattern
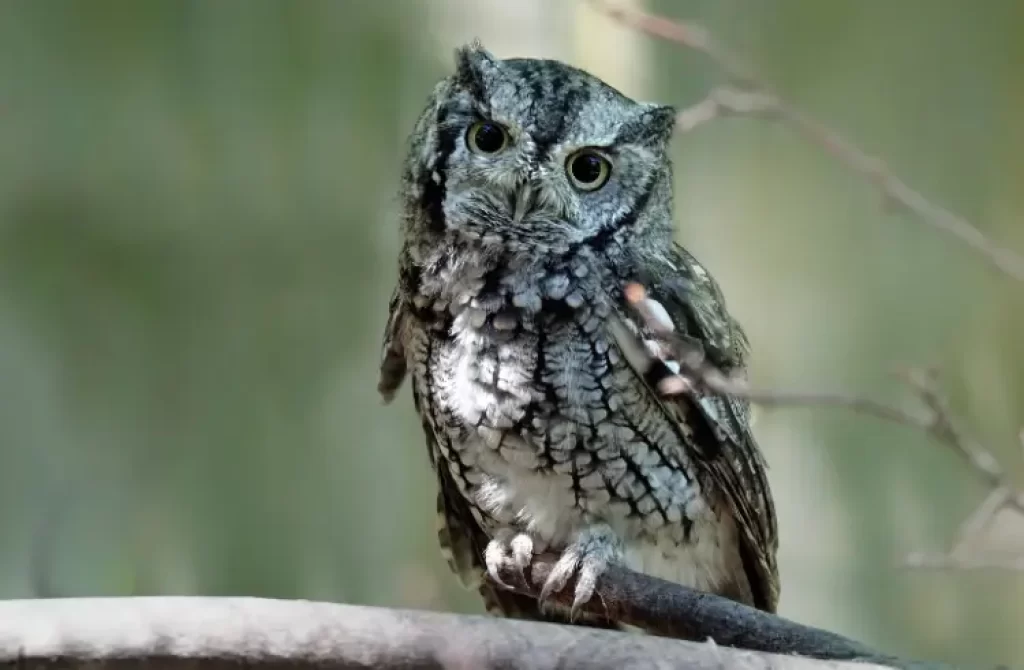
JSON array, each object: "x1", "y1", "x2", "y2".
[{"x1": 377, "y1": 43, "x2": 779, "y2": 627}]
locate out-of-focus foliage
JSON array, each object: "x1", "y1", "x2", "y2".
[{"x1": 0, "y1": 1, "x2": 1021, "y2": 667}]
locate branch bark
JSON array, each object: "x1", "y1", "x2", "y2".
[
  {"x1": 490, "y1": 553, "x2": 952, "y2": 670},
  {"x1": 0, "y1": 596, "x2": 946, "y2": 670}
]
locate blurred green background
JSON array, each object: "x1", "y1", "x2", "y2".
[{"x1": 1, "y1": 1, "x2": 1022, "y2": 666}]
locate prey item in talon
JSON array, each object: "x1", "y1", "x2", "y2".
[
  {"x1": 624, "y1": 282, "x2": 676, "y2": 335},
  {"x1": 614, "y1": 289, "x2": 693, "y2": 397},
  {"x1": 378, "y1": 42, "x2": 780, "y2": 632}
]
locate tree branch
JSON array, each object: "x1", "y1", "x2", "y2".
[
  {"x1": 488, "y1": 553, "x2": 952, "y2": 670},
  {"x1": 595, "y1": 0, "x2": 1024, "y2": 576},
  {"x1": 623, "y1": 282, "x2": 1024, "y2": 573},
  {"x1": 587, "y1": 0, "x2": 1024, "y2": 284},
  {"x1": 0, "y1": 596, "x2": 951, "y2": 670}
]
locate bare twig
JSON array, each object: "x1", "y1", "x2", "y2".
[
  {"x1": 903, "y1": 552, "x2": 1024, "y2": 571},
  {"x1": 897, "y1": 369, "x2": 1020, "y2": 499},
  {"x1": 952, "y1": 487, "x2": 1013, "y2": 549},
  {"x1": 674, "y1": 87, "x2": 779, "y2": 132},
  {"x1": 596, "y1": 0, "x2": 1024, "y2": 575},
  {"x1": 623, "y1": 282, "x2": 1024, "y2": 571},
  {"x1": 0, "y1": 596, "x2": 933, "y2": 670},
  {"x1": 904, "y1": 485, "x2": 1024, "y2": 572},
  {"x1": 588, "y1": 0, "x2": 1024, "y2": 283}
]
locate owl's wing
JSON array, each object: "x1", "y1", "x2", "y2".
[
  {"x1": 378, "y1": 285, "x2": 410, "y2": 403},
  {"x1": 614, "y1": 243, "x2": 780, "y2": 612}
]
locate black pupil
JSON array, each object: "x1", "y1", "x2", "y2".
[
  {"x1": 572, "y1": 154, "x2": 604, "y2": 183},
  {"x1": 474, "y1": 124, "x2": 504, "y2": 152}
]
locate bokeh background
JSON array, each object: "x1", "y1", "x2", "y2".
[{"x1": 1, "y1": 1, "x2": 1023, "y2": 666}]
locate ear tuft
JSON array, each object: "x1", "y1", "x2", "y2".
[
  {"x1": 454, "y1": 40, "x2": 499, "y2": 86},
  {"x1": 643, "y1": 104, "x2": 677, "y2": 146}
]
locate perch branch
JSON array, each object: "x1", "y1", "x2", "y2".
[
  {"x1": 487, "y1": 553, "x2": 950, "y2": 669},
  {"x1": 624, "y1": 282, "x2": 1024, "y2": 571},
  {"x1": 588, "y1": 0, "x2": 1024, "y2": 283},
  {"x1": 0, "y1": 596, "x2": 924, "y2": 670}
]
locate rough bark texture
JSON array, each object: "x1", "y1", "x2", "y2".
[
  {"x1": 0, "y1": 595, "x2": 959, "y2": 670},
  {"x1": 494, "y1": 552, "x2": 953, "y2": 670}
]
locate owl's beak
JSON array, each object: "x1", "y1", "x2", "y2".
[{"x1": 511, "y1": 183, "x2": 538, "y2": 223}]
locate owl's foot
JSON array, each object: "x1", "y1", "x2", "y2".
[
  {"x1": 539, "y1": 523, "x2": 623, "y2": 621},
  {"x1": 484, "y1": 529, "x2": 535, "y2": 591}
]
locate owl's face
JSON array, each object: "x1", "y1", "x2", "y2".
[{"x1": 404, "y1": 43, "x2": 678, "y2": 254}]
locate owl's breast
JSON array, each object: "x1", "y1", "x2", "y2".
[
  {"x1": 409, "y1": 287, "x2": 743, "y2": 594},
  {"x1": 419, "y1": 296, "x2": 702, "y2": 525}
]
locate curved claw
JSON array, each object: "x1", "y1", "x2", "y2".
[
  {"x1": 484, "y1": 530, "x2": 535, "y2": 591},
  {"x1": 510, "y1": 533, "x2": 534, "y2": 583},
  {"x1": 571, "y1": 557, "x2": 605, "y2": 620},
  {"x1": 484, "y1": 535, "x2": 513, "y2": 590},
  {"x1": 539, "y1": 550, "x2": 579, "y2": 604},
  {"x1": 538, "y1": 524, "x2": 622, "y2": 620}
]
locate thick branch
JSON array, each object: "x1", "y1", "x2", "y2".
[
  {"x1": 490, "y1": 553, "x2": 952, "y2": 670},
  {"x1": 0, "y1": 596, "x2": 909, "y2": 670}
]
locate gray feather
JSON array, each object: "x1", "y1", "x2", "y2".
[{"x1": 378, "y1": 43, "x2": 780, "y2": 626}]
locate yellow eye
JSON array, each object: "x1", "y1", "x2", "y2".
[
  {"x1": 467, "y1": 121, "x2": 509, "y2": 154},
  {"x1": 566, "y1": 150, "x2": 611, "y2": 191}
]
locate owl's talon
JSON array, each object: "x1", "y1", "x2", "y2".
[
  {"x1": 510, "y1": 533, "x2": 534, "y2": 582},
  {"x1": 538, "y1": 550, "x2": 577, "y2": 604},
  {"x1": 538, "y1": 524, "x2": 621, "y2": 620},
  {"x1": 485, "y1": 530, "x2": 535, "y2": 591}
]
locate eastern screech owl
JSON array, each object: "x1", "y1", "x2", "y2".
[{"x1": 378, "y1": 43, "x2": 779, "y2": 627}]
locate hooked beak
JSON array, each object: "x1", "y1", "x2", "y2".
[{"x1": 512, "y1": 182, "x2": 538, "y2": 223}]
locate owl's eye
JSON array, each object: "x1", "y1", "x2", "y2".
[
  {"x1": 467, "y1": 121, "x2": 509, "y2": 154},
  {"x1": 566, "y1": 150, "x2": 611, "y2": 191}
]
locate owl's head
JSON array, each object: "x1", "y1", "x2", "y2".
[{"x1": 403, "y1": 42, "x2": 677, "y2": 254}]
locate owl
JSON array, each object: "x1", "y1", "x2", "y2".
[{"x1": 378, "y1": 42, "x2": 779, "y2": 628}]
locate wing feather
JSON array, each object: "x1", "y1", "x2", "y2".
[{"x1": 614, "y1": 243, "x2": 780, "y2": 612}]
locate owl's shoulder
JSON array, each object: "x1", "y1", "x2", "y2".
[{"x1": 622, "y1": 243, "x2": 749, "y2": 371}]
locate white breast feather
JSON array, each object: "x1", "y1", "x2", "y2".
[{"x1": 438, "y1": 298, "x2": 737, "y2": 594}]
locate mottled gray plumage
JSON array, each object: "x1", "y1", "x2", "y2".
[{"x1": 378, "y1": 43, "x2": 779, "y2": 628}]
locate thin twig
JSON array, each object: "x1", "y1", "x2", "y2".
[
  {"x1": 951, "y1": 487, "x2": 1012, "y2": 551},
  {"x1": 623, "y1": 282, "x2": 1024, "y2": 569},
  {"x1": 595, "y1": 0, "x2": 1024, "y2": 569},
  {"x1": 903, "y1": 553, "x2": 1024, "y2": 571},
  {"x1": 674, "y1": 87, "x2": 779, "y2": 132},
  {"x1": 588, "y1": 0, "x2": 1024, "y2": 283}
]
